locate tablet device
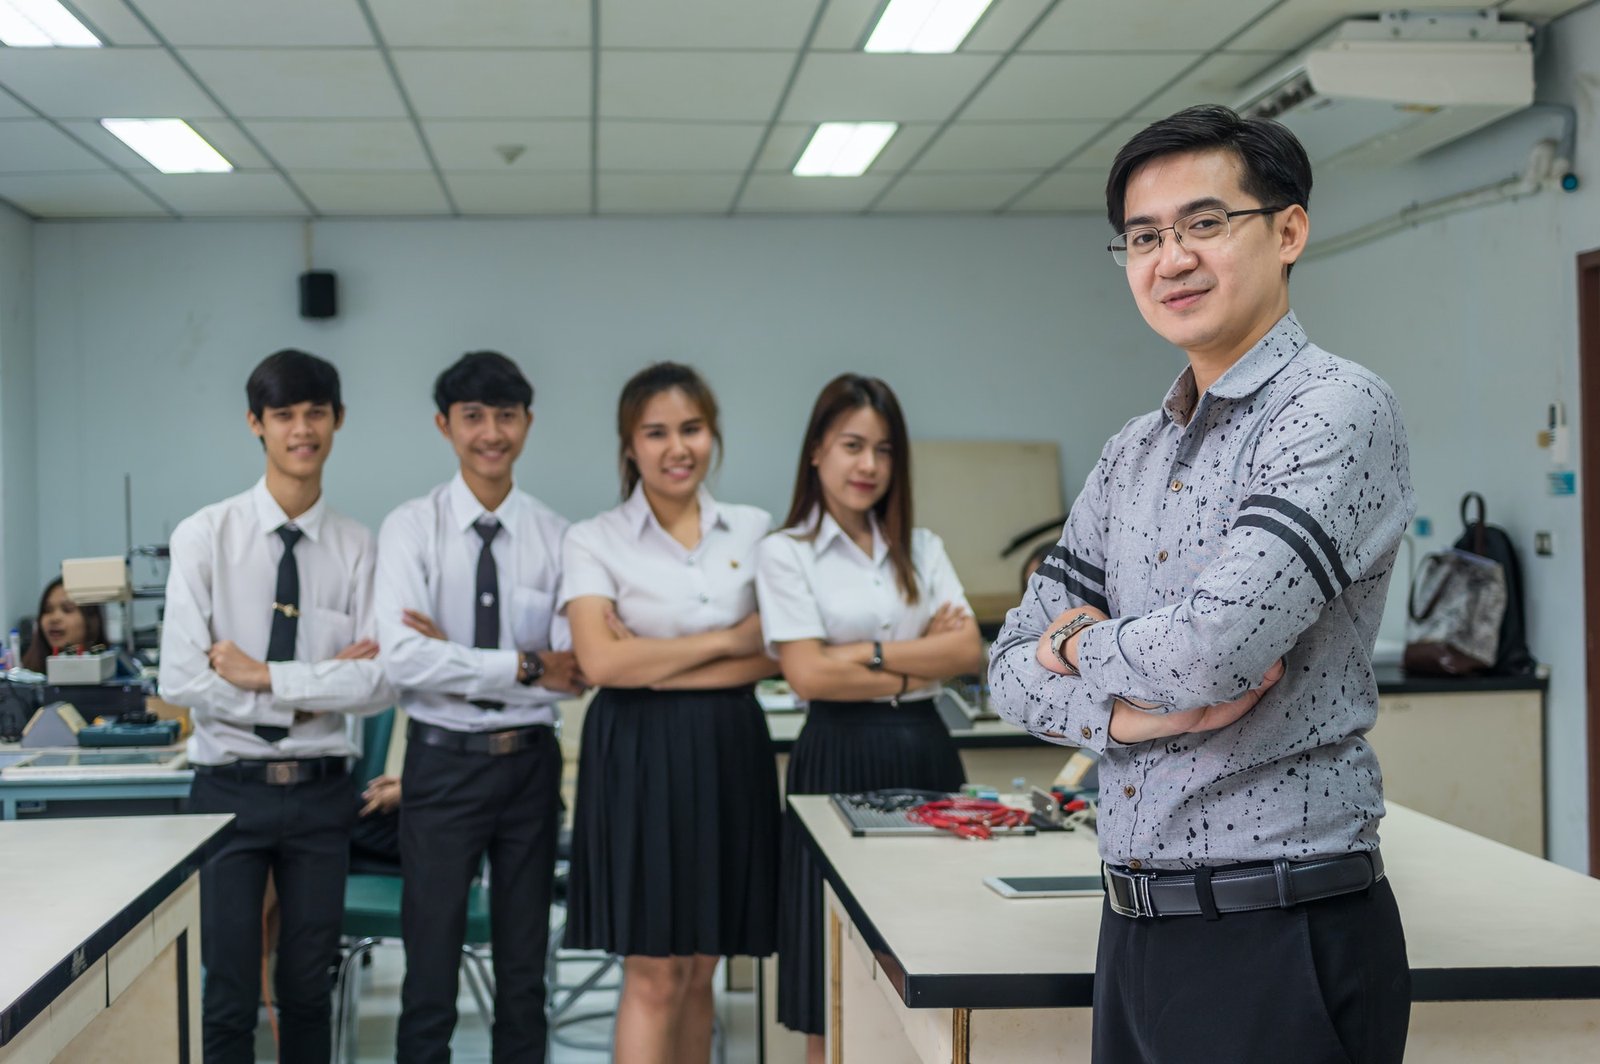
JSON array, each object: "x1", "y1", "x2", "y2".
[{"x1": 984, "y1": 875, "x2": 1103, "y2": 899}]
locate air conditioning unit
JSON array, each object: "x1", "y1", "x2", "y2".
[{"x1": 1235, "y1": 11, "x2": 1534, "y2": 168}]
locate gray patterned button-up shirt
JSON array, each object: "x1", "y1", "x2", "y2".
[{"x1": 990, "y1": 312, "x2": 1414, "y2": 869}]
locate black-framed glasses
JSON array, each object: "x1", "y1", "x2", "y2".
[{"x1": 1107, "y1": 206, "x2": 1287, "y2": 267}]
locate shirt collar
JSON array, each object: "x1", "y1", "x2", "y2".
[
  {"x1": 447, "y1": 471, "x2": 521, "y2": 534},
  {"x1": 808, "y1": 507, "x2": 887, "y2": 565},
  {"x1": 1160, "y1": 310, "x2": 1309, "y2": 423},
  {"x1": 251, "y1": 477, "x2": 325, "y2": 542},
  {"x1": 622, "y1": 482, "x2": 728, "y2": 540}
]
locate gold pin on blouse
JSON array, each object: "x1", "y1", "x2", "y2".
[{"x1": 729, "y1": 559, "x2": 740, "y2": 569}]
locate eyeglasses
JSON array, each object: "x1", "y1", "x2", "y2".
[{"x1": 1107, "y1": 206, "x2": 1287, "y2": 267}]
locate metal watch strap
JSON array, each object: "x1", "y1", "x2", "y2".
[{"x1": 1050, "y1": 615, "x2": 1099, "y2": 675}]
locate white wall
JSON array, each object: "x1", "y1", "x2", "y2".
[
  {"x1": 29, "y1": 212, "x2": 1175, "y2": 576},
  {"x1": 0, "y1": 200, "x2": 36, "y2": 627},
  {"x1": 1292, "y1": 1, "x2": 1600, "y2": 870}
]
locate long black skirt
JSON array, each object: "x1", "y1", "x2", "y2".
[
  {"x1": 777, "y1": 699, "x2": 966, "y2": 1035},
  {"x1": 564, "y1": 685, "x2": 780, "y2": 957}
]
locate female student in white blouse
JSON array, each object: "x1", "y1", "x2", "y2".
[
  {"x1": 561, "y1": 362, "x2": 780, "y2": 1064},
  {"x1": 756, "y1": 373, "x2": 984, "y2": 1059}
]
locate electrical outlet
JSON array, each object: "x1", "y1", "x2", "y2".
[
  {"x1": 1534, "y1": 531, "x2": 1553, "y2": 557},
  {"x1": 1413, "y1": 517, "x2": 1432, "y2": 537}
]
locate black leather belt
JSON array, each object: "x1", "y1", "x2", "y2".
[
  {"x1": 195, "y1": 756, "x2": 347, "y2": 786},
  {"x1": 409, "y1": 719, "x2": 547, "y2": 757},
  {"x1": 1103, "y1": 850, "x2": 1383, "y2": 919}
]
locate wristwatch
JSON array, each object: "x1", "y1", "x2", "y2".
[
  {"x1": 517, "y1": 651, "x2": 546, "y2": 687},
  {"x1": 1049, "y1": 615, "x2": 1101, "y2": 676},
  {"x1": 867, "y1": 640, "x2": 885, "y2": 671}
]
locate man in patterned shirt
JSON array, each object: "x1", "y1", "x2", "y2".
[{"x1": 990, "y1": 105, "x2": 1414, "y2": 1063}]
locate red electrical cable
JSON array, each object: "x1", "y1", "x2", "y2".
[{"x1": 908, "y1": 797, "x2": 1031, "y2": 840}]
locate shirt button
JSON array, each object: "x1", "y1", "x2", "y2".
[
  {"x1": 1169, "y1": 479, "x2": 1183, "y2": 492},
  {"x1": 1127, "y1": 858, "x2": 1143, "y2": 870},
  {"x1": 1123, "y1": 784, "x2": 1137, "y2": 798},
  {"x1": 880, "y1": 621, "x2": 892, "y2": 630},
  {"x1": 1157, "y1": 550, "x2": 1168, "y2": 563},
  {"x1": 1080, "y1": 725, "x2": 1093, "y2": 740},
  {"x1": 698, "y1": 593, "x2": 710, "y2": 604}
]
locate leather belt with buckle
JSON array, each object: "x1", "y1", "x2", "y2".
[
  {"x1": 195, "y1": 756, "x2": 348, "y2": 786},
  {"x1": 1103, "y1": 850, "x2": 1383, "y2": 918},
  {"x1": 409, "y1": 720, "x2": 547, "y2": 757}
]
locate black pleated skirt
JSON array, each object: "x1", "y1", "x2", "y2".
[
  {"x1": 564, "y1": 685, "x2": 781, "y2": 957},
  {"x1": 777, "y1": 699, "x2": 966, "y2": 1035}
]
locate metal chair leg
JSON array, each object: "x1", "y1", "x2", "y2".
[
  {"x1": 459, "y1": 945, "x2": 495, "y2": 1028},
  {"x1": 332, "y1": 937, "x2": 379, "y2": 1064}
]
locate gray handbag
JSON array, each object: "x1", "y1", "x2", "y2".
[{"x1": 1403, "y1": 548, "x2": 1507, "y2": 675}]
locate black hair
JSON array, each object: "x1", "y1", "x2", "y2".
[
  {"x1": 246, "y1": 348, "x2": 343, "y2": 419},
  {"x1": 433, "y1": 351, "x2": 534, "y2": 415},
  {"x1": 1105, "y1": 105, "x2": 1312, "y2": 274}
]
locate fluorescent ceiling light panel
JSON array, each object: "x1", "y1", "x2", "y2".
[
  {"x1": 100, "y1": 119, "x2": 233, "y2": 174},
  {"x1": 0, "y1": 0, "x2": 101, "y2": 47},
  {"x1": 864, "y1": 0, "x2": 993, "y2": 53},
  {"x1": 793, "y1": 122, "x2": 898, "y2": 177}
]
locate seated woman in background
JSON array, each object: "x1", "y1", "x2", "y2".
[{"x1": 21, "y1": 576, "x2": 106, "y2": 672}]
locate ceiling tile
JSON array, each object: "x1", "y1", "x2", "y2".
[
  {"x1": 59, "y1": 118, "x2": 273, "y2": 172},
  {"x1": 1005, "y1": 168, "x2": 1107, "y2": 213},
  {"x1": 601, "y1": 52, "x2": 790, "y2": 121},
  {"x1": 601, "y1": 121, "x2": 765, "y2": 172},
  {"x1": 0, "y1": 48, "x2": 223, "y2": 119},
  {"x1": 425, "y1": 120, "x2": 589, "y2": 171},
  {"x1": 737, "y1": 173, "x2": 891, "y2": 212},
  {"x1": 1023, "y1": 0, "x2": 1271, "y2": 53},
  {"x1": 395, "y1": 51, "x2": 591, "y2": 119},
  {"x1": 873, "y1": 172, "x2": 1041, "y2": 212},
  {"x1": 0, "y1": 93, "x2": 30, "y2": 119},
  {"x1": 963, "y1": 53, "x2": 1192, "y2": 120},
  {"x1": 754, "y1": 122, "x2": 939, "y2": 174},
  {"x1": 812, "y1": 0, "x2": 885, "y2": 50},
  {"x1": 0, "y1": 172, "x2": 167, "y2": 216},
  {"x1": 1136, "y1": 52, "x2": 1279, "y2": 117},
  {"x1": 180, "y1": 49, "x2": 406, "y2": 119},
  {"x1": 61, "y1": 1, "x2": 158, "y2": 46},
  {"x1": 0, "y1": 120, "x2": 109, "y2": 173},
  {"x1": 446, "y1": 172, "x2": 590, "y2": 214},
  {"x1": 915, "y1": 120, "x2": 1104, "y2": 171},
  {"x1": 602, "y1": 0, "x2": 818, "y2": 49},
  {"x1": 370, "y1": 0, "x2": 590, "y2": 47},
  {"x1": 1501, "y1": 1, "x2": 1593, "y2": 16},
  {"x1": 131, "y1": 0, "x2": 374, "y2": 46},
  {"x1": 962, "y1": 0, "x2": 1055, "y2": 52},
  {"x1": 782, "y1": 53, "x2": 995, "y2": 122},
  {"x1": 1067, "y1": 120, "x2": 1158, "y2": 171},
  {"x1": 599, "y1": 172, "x2": 742, "y2": 213},
  {"x1": 131, "y1": 172, "x2": 306, "y2": 215},
  {"x1": 294, "y1": 171, "x2": 450, "y2": 214},
  {"x1": 246, "y1": 120, "x2": 429, "y2": 171}
]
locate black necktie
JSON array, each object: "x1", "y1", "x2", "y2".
[
  {"x1": 255, "y1": 525, "x2": 302, "y2": 744},
  {"x1": 473, "y1": 518, "x2": 501, "y2": 650}
]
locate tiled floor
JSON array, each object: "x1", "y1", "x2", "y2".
[{"x1": 252, "y1": 944, "x2": 761, "y2": 1062}]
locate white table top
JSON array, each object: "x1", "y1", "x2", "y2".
[
  {"x1": 764, "y1": 708, "x2": 1034, "y2": 749},
  {"x1": 0, "y1": 814, "x2": 231, "y2": 1043},
  {"x1": 790, "y1": 796, "x2": 1600, "y2": 1008}
]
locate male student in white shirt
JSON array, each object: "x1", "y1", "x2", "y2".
[
  {"x1": 160, "y1": 349, "x2": 393, "y2": 1064},
  {"x1": 375, "y1": 351, "x2": 584, "y2": 1064}
]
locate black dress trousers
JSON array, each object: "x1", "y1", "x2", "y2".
[
  {"x1": 396, "y1": 726, "x2": 562, "y2": 1064},
  {"x1": 189, "y1": 768, "x2": 354, "y2": 1064},
  {"x1": 1092, "y1": 874, "x2": 1411, "y2": 1064}
]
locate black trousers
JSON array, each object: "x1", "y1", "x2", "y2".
[
  {"x1": 396, "y1": 727, "x2": 561, "y2": 1064},
  {"x1": 189, "y1": 768, "x2": 354, "y2": 1064},
  {"x1": 1093, "y1": 876, "x2": 1411, "y2": 1064}
]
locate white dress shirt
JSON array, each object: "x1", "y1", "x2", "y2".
[
  {"x1": 159, "y1": 479, "x2": 395, "y2": 766},
  {"x1": 375, "y1": 473, "x2": 570, "y2": 732},
  {"x1": 754, "y1": 510, "x2": 971, "y2": 703},
  {"x1": 558, "y1": 485, "x2": 770, "y2": 639}
]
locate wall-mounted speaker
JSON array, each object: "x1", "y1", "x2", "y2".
[{"x1": 299, "y1": 270, "x2": 337, "y2": 319}]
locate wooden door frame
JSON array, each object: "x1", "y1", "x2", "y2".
[{"x1": 1580, "y1": 248, "x2": 1600, "y2": 874}]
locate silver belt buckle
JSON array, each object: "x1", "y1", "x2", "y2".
[
  {"x1": 487, "y1": 730, "x2": 518, "y2": 756},
  {"x1": 265, "y1": 761, "x2": 298, "y2": 785},
  {"x1": 1104, "y1": 867, "x2": 1155, "y2": 918}
]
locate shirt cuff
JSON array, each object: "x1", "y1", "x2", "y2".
[
  {"x1": 252, "y1": 682, "x2": 297, "y2": 728},
  {"x1": 468, "y1": 648, "x2": 523, "y2": 698}
]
